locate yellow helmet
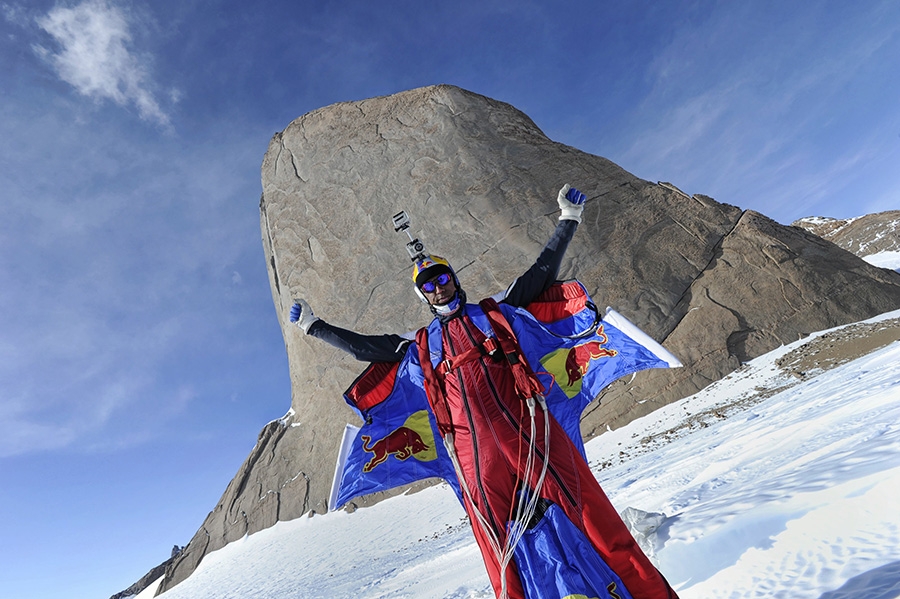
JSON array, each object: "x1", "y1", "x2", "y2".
[{"x1": 412, "y1": 255, "x2": 454, "y2": 287}]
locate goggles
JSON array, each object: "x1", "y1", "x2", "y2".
[{"x1": 420, "y1": 272, "x2": 452, "y2": 293}]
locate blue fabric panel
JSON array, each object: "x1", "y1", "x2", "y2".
[
  {"x1": 513, "y1": 503, "x2": 634, "y2": 599},
  {"x1": 335, "y1": 346, "x2": 459, "y2": 508},
  {"x1": 507, "y1": 305, "x2": 668, "y2": 457}
]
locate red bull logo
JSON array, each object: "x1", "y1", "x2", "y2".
[
  {"x1": 540, "y1": 326, "x2": 618, "y2": 398},
  {"x1": 360, "y1": 410, "x2": 437, "y2": 473},
  {"x1": 564, "y1": 339, "x2": 617, "y2": 386}
]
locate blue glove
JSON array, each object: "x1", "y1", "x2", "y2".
[
  {"x1": 289, "y1": 299, "x2": 319, "y2": 333},
  {"x1": 557, "y1": 184, "x2": 586, "y2": 223}
]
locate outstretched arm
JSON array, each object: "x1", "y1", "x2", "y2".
[
  {"x1": 290, "y1": 300, "x2": 410, "y2": 363},
  {"x1": 503, "y1": 185, "x2": 586, "y2": 308}
]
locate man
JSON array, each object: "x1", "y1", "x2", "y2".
[{"x1": 291, "y1": 186, "x2": 679, "y2": 599}]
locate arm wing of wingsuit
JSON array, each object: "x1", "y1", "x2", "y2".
[{"x1": 330, "y1": 280, "x2": 682, "y2": 510}]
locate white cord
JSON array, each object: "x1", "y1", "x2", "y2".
[
  {"x1": 445, "y1": 433, "x2": 516, "y2": 597},
  {"x1": 443, "y1": 394, "x2": 552, "y2": 599},
  {"x1": 502, "y1": 395, "x2": 551, "y2": 570}
]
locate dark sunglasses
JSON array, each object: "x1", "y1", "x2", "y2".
[{"x1": 420, "y1": 272, "x2": 452, "y2": 293}]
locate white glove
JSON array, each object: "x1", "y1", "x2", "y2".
[
  {"x1": 557, "y1": 184, "x2": 587, "y2": 223},
  {"x1": 289, "y1": 299, "x2": 320, "y2": 334}
]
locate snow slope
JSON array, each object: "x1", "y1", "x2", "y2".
[
  {"x1": 864, "y1": 251, "x2": 900, "y2": 273},
  {"x1": 150, "y1": 310, "x2": 900, "y2": 599}
]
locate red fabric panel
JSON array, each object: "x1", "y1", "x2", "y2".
[
  {"x1": 525, "y1": 280, "x2": 588, "y2": 323},
  {"x1": 345, "y1": 361, "x2": 400, "y2": 411}
]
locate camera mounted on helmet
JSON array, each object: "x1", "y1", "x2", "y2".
[{"x1": 393, "y1": 211, "x2": 462, "y2": 310}]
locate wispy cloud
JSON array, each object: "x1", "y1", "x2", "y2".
[
  {"x1": 0, "y1": 99, "x2": 274, "y2": 457},
  {"x1": 33, "y1": 0, "x2": 172, "y2": 128},
  {"x1": 609, "y1": 2, "x2": 900, "y2": 223}
]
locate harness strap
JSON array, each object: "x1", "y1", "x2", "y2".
[
  {"x1": 416, "y1": 301, "x2": 545, "y2": 435},
  {"x1": 479, "y1": 298, "x2": 545, "y2": 400},
  {"x1": 415, "y1": 327, "x2": 455, "y2": 436},
  {"x1": 436, "y1": 337, "x2": 499, "y2": 376}
]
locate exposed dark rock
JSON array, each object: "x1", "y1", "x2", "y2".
[{"x1": 109, "y1": 547, "x2": 180, "y2": 599}]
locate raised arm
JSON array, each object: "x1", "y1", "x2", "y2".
[
  {"x1": 503, "y1": 185, "x2": 586, "y2": 308},
  {"x1": 289, "y1": 299, "x2": 410, "y2": 363}
]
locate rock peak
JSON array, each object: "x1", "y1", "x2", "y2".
[{"x1": 155, "y1": 86, "x2": 900, "y2": 594}]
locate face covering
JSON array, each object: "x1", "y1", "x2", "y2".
[{"x1": 432, "y1": 291, "x2": 462, "y2": 316}]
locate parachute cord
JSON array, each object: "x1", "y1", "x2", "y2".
[
  {"x1": 500, "y1": 394, "x2": 551, "y2": 577},
  {"x1": 443, "y1": 433, "x2": 511, "y2": 599},
  {"x1": 506, "y1": 391, "x2": 528, "y2": 529},
  {"x1": 442, "y1": 396, "x2": 551, "y2": 599},
  {"x1": 513, "y1": 397, "x2": 537, "y2": 528}
]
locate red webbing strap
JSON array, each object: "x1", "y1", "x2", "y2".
[
  {"x1": 415, "y1": 327, "x2": 454, "y2": 436},
  {"x1": 479, "y1": 298, "x2": 544, "y2": 400},
  {"x1": 435, "y1": 337, "x2": 499, "y2": 376}
]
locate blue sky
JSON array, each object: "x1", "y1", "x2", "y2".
[{"x1": 0, "y1": 1, "x2": 897, "y2": 597}]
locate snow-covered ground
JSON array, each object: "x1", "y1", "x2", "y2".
[
  {"x1": 144, "y1": 305, "x2": 900, "y2": 599},
  {"x1": 864, "y1": 250, "x2": 900, "y2": 273}
]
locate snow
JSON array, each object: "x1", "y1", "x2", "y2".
[
  {"x1": 864, "y1": 251, "x2": 900, "y2": 272},
  {"x1": 857, "y1": 219, "x2": 900, "y2": 256},
  {"x1": 795, "y1": 217, "x2": 836, "y2": 225},
  {"x1": 153, "y1": 310, "x2": 900, "y2": 599},
  {"x1": 132, "y1": 577, "x2": 162, "y2": 599}
]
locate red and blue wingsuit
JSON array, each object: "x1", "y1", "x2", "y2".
[{"x1": 290, "y1": 186, "x2": 681, "y2": 599}]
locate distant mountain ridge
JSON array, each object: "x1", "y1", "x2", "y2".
[
  {"x1": 120, "y1": 85, "x2": 900, "y2": 598},
  {"x1": 793, "y1": 211, "x2": 900, "y2": 258}
]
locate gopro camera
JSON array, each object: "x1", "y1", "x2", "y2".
[
  {"x1": 406, "y1": 239, "x2": 426, "y2": 260},
  {"x1": 392, "y1": 211, "x2": 410, "y2": 232},
  {"x1": 394, "y1": 210, "x2": 426, "y2": 261}
]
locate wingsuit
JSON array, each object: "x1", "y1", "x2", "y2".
[{"x1": 290, "y1": 185, "x2": 680, "y2": 599}]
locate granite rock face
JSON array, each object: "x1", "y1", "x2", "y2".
[
  {"x1": 156, "y1": 85, "x2": 900, "y2": 593},
  {"x1": 583, "y1": 208, "x2": 900, "y2": 433},
  {"x1": 109, "y1": 549, "x2": 178, "y2": 599}
]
